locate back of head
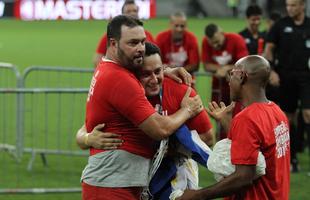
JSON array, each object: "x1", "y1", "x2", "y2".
[
  {"x1": 246, "y1": 4, "x2": 262, "y2": 17},
  {"x1": 235, "y1": 55, "x2": 271, "y2": 87},
  {"x1": 145, "y1": 42, "x2": 161, "y2": 57},
  {"x1": 107, "y1": 15, "x2": 143, "y2": 46},
  {"x1": 205, "y1": 23, "x2": 219, "y2": 38}
]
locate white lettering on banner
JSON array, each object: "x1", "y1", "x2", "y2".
[
  {"x1": 0, "y1": 2, "x2": 5, "y2": 17},
  {"x1": 274, "y1": 121, "x2": 290, "y2": 158},
  {"x1": 87, "y1": 70, "x2": 99, "y2": 102},
  {"x1": 19, "y1": 0, "x2": 151, "y2": 20}
]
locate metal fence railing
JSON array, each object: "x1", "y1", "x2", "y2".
[{"x1": 0, "y1": 64, "x2": 94, "y2": 194}]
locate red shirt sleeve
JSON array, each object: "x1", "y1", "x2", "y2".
[
  {"x1": 229, "y1": 115, "x2": 260, "y2": 165},
  {"x1": 145, "y1": 30, "x2": 155, "y2": 43},
  {"x1": 96, "y1": 34, "x2": 108, "y2": 55},
  {"x1": 186, "y1": 32, "x2": 200, "y2": 65},
  {"x1": 201, "y1": 37, "x2": 211, "y2": 63},
  {"x1": 233, "y1": 34, "x2": 249, "y2": 60},
  {"x1": 109, "y1": 74, "x2": 156, "y2": 126},
  {"x1": 155, "y1": 31, "x2": 169, "y2": 64}
]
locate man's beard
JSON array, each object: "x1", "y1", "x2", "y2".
[{"x1": 117, "y1": 47, "x2": 143, "y2": 72}]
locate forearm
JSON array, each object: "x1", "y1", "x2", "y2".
[
  {"x1": 263, "y1": 43, "x2": 275, "y2": 62},
  {"x1": 219, "y1": 117, "x2": 231, "y2": 133},
  {"x1": 139, "y1": 108, "x2": 192, "y2": 140},
  {"x1": 204, "y1": 63, "x2": 220, "y2": 73},
  {"x1": 195, "y1": 172, "x2": 253, "y2": 199},
  {"x1": 199, "y1": 130, "x2": 213, "y2": 146},
  {"x1": 184, "y1": 64, "x2": 199, "y2": 74},
  {"x1": 76, "y1": 125, "x2": 90, "y2": 150}
]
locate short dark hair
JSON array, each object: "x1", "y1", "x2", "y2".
[
  {"x1": 121, "y1": 0, "x2": 136, "y2": 13},
  {"x1": 145, "y1": 42, "x2": 161, "y2": 57},
  {"x1": 107, "y1": 15, "x2": 143, "y2": 45},
  {"x1": 205, "y1": 23, "x2": 219, "y2": 38},
  {"x1": 246, "y1": 4, "x2": 262, "y2": 18}
]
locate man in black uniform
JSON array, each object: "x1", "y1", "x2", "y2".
[
  {"x1": 239, "y1": 4, "x2": 266, "y2": 55},
  {"x1": 265, "y1": 0, "x2": 310, "y2": 172}
]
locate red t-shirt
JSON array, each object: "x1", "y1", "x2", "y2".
[
  {"x1": 96, "y1": 30, "x2": 155, "y2": 55},
  {"x1": 227, "y1": 102, "x2": 290, "y2": 200},
  {"x1": 155, "y1": 30, "x2": 200, "y2": 67},
  {"x1": 161, "y1": 77, "x2": 212, "y2": 133},
  {"x1": 201, "y1": 33, "x2": 248, "y2": 65},
  {"x1": 201, "y1": 33, "x2": 248, "y2": 105},
  {"x1": 86, "y1": 60, "x2": 157, "y2": 158}
]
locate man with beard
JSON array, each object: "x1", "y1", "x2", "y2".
[
  {"x1": 177, "y1": 55, "x2": 290, "y2": 200},
  {"x1": 93, "y1": 0, "x2": 155, "y2": 66},
  {"x1": 82, "y1": 15, "x2": 203, "y2": 200},
  {"x1": 264, "y1": 0, "x2": 310, "y2": 173},
  {"x1": 155, "y1": 11, "x2": 200, "y2": 74}
]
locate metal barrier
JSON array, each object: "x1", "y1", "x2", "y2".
[
  {"x1": 19, "y1": 66, "x2": 94, "y2": 167},
  {"x1": 0, "y1": 65, "x2": 94, "y2": 194},
  {"x1": 0, "y1": 63, "x2": 21, "y2": 161}
]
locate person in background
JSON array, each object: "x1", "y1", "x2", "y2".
[
  {"x1": 264, "y1": 0, "x2": 310, "y2": 173},
  {"x1": 155, "y1": 11, "x2": 200, "y2": 75},
  {"x1": 265, "y1": 11, "x2": 282, "y2": 104},
  {"x1": 239, "y1": 4, "x2": 265, "y2": 55},
  {"x1": 177, "y1": 55, "x2": 290, "y2": 200},
  {"x1": 202, "y1": 23, "x2": 248, "y2": 139},
  {"x1": 92, "y1": 0, "x2": 155, "y2": 66}
]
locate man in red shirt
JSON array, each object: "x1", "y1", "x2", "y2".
[
  {"x1": 178, "y1": 55, "x2": 290, "y2": 200},
  {"x1": 202, "y1": 23, "x2": 248, "y2": 138},
  {"x1": 155, "y1": 11, "x2": 200, "y2": 74},
  {"x1": 93, "y1": 0, "x2": 155, "y2": 66},
  {"x1": 82, "y1": 15, "x2": 203, "y2": 200}
]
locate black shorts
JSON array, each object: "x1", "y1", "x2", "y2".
[{"x1": 278, "y1": 70, "x2": 310, "y2": 112}]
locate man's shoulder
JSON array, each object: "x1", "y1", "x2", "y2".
[
  {"x1": 97, "y1": 61, "x2": 137, "y2": 82},
  {"x1": 156, "y1": 30, "x2": 170, "y2": 38},
  {"x1": 144, "y1": 29, "x2": 153, "y2": 36},
  {"x1": 275, "y1": 16, "x2": 293, "y2": 27},
  {"x1": 185, "y1": 30, "x2": 197, "y2": 38},
  {"x1": 163, "y1": 77, "x2": 188, "y2": 90},
  {"x1": 226, "y1": 32, "x2": 244, "y2": 41},
  {"x1": 238, "y1": 28, "x2": 248, "y2": 36},
  {"x1": 163, "y1": 77, "x2": 191, "y2": 96}
]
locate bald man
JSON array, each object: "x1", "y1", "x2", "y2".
[{"x1": 177, "y1": 55, "x2": 290, "y2": 200}]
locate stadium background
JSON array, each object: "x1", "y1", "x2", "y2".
[{"x1": 0, "y1": 1, "x2": 310, "y2": 200}]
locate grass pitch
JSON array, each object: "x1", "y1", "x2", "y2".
[{"x1": 0, "y1": 17, "x2": 309, "y2": 200}]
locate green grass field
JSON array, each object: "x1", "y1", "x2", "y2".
[{"x1": 0, "y1": 18, "x2": 310, "y2": 200}]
